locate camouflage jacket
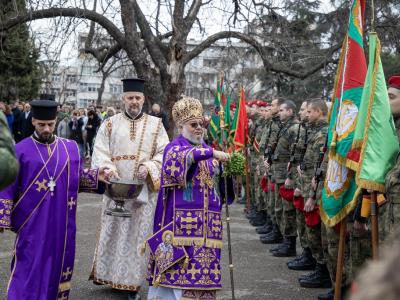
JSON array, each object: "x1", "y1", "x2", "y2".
[
  {"x1": 300, "y1": 120, "x2": 328, "y2": 198},
  {"x1": 259, "y1": 115, "x2": 281, "y2": 156},
  {"x1": 290, "y1": 122, "x2": 309, "y2": 186},
  {"x1": 272, "y1": 117, "x2": 299, "y2": 183},
  {"x1": 385, "y1": 116, "x2": 400, "y2": 204},
  {"x1": 0, "y1": 111, "x2": 19, "y2": 190}
]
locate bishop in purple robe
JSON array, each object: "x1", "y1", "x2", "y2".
[
  {"x1": 146, "y1": 96, "x2": 234, "y2": 300},
  {"x1": 0, "y1": 97, "x2": 107, "y2": 300}
]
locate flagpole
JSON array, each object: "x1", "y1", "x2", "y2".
[
  {"x1": 370, "y1": 191, "x2": 379, "y2": 259},
  {"x1": 334, "y1": 218, "x2": 347, "y2": 300},
  {"x1": 218, "y1": 75, "x2": 235, "y2": 300}
]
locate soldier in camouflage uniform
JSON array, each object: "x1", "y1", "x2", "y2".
[
  {"x1": 262, "y1": 100, "x2": 298, "y2": 253},
  {"x1": 247, "y1": 101, "x2": 266, "y2": 223},
  {"x1": 296, "y1": 100, "x2": 332, "y2": 288},
  {"x1": 0, "y1": 111, "x2": 19, "y2": 191},
  {"x1": 250, "y1": 102, "x2": 271, "y2": 227},
  {"x1": 0, "y1": 111, "x2": 19, "y2": 232},
  {"x1": 286, "y1": 101, "x2": 317, "y2": 269},
  {"x1": 381, "y1": 75, "x2": 400, "y2": 241},
  {"x1": 258, "y1": 98, "x2": 284, "y2": 242}
]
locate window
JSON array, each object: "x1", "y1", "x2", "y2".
[
  {"x1": 66, "y1": 75, "x2": 76, "y2": 83},
  {"x1": 79, "y1": 82, "x2": 101, "y2": 92},
  {"x1": 65, "y1": 89, "x2": 76, "y2": 97},
  {"x1": 109, "y1": 84, "x2": 122, "y2": 94},
  {"x1": 81, "y1": 66, "x2": 98, "y2": 75},
  {"x1": 52, "y1": 74, "x2": 61, "y2": 82},
  {"x1": 78, "y1": 99, "x2": 95, "y2": 108}
]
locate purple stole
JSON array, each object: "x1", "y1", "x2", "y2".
[{"x1": 4, "y1": 138, "x2": 80, "y2": 300}]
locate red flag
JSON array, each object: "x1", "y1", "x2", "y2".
[{"x1": 232, "y1": 88, "x2": 249, "y2": 150}]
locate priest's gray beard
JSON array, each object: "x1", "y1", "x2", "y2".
[{"x1": 182, "y1": 126, "x2": 203, "y2": 145}]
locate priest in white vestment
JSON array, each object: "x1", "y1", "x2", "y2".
[{"x1": 90, "y1": 78, "x2": 169, "y2": 300}]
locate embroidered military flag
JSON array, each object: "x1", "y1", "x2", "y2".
[
  {"x1": 321, "y1": 0, "x2": 367, "y2": 226},
  {"x1": 350, "y1": 33, "x2": 399, "y2": 196},
  {"x1": 231, "y1": 88, "x2": 249, "y2": 150}
]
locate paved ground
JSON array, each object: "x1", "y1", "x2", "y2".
[{"x1": 0, "y1": 193, "x2": 329, "y2": 299}]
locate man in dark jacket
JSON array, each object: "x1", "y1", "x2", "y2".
[{"x1": 149, "y1": 103, "x2": 169, "y2": 131}]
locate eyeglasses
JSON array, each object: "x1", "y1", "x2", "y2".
[{"x1": 189, "y1": 121, "x2": 204, "y2": 129}]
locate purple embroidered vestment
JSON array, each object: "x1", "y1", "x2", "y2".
[
  {"x1": 147, "y1": 135, "x2": 233, "y2": 297},
  {"x1": 0, "y1": 137, "x2": 101, "y2": 300}
]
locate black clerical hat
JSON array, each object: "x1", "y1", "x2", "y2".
[
  {"x1": 122, "y1": 78, "x2": 145, "y2": 93},
  {"x1": 30, "y1": 100, "x2": 59, "y2": 120},
  {"x1": 39, "y1": 93, "x2": 56, "y2": 101}
]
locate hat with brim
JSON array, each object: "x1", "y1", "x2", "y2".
[
  {"x1": 122, "y1": 78, "x2": 145, "y2": 93},
  {"x1": 30, "y1": 100, "x2": 59, "y2": 120}
]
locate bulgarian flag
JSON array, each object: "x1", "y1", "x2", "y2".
[
  {"x1": 321, "y1": 0, "x2": 367, "y2": 226},
  {"x1": 231, "y1": 88, "x2": 249, "y2": 150},
  {"x1": 350, "y1": 33, "x2": 399, "y2": 195}
]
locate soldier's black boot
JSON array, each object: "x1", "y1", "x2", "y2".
[
  {"x1": 298, "y1": 263, "x2": 332, "y2": 288},
  {"x1": 256, "y1": 216, "x2": 273, "y2": 234},
  {"x1": 249, "y1": 211, "x2": 266, "y2": 226},
  {"x1": 317, "y1": 284, "x2": 349, "y2": 300},
  {"x1": 287, "y1": 247, "x2": 316, "y2": 270},
  {"x1": 272, "y1": 236, "x2": 297, "y2": 257},
  {"x1": 260, "y1": 224, "x2": 283, "y2": 244}
]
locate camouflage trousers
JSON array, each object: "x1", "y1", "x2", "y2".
[
  {"x1": 274, "y1": 183, "x2": 284, "y2": 232},
  {"x1": 282, "y1": 198, "x2": 297, "y2": 237},
  {"x1": 249, "y1": 164, "x2": 257, "y2": 209},
  {"x1": 379, "y1": 201, "x2": 400, "y2": 243},
  {"x1": 306, "y1": 223, "x2": 325, "y2": 264},
  {"x1": 268, "y1": 178, "x2": 275, "y2": 222},
  {"x1": 349, "y1": 226, "x2": 372, "y2": 280},
  {"x1": 321, "y1": 222, "x2": 351, "y2": 285},
  {"x1": 296, "y1": 210, "x2": 308, "y2": 248}
]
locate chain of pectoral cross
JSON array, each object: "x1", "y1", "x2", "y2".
[{"x1": 32, "y1": 139, "x2": 60, "y2": 196}]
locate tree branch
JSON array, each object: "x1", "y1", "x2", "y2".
[
  {"x1": 184, "y1": 30, "x2": 342, "y2": 79},
  {"x1": 0, "y1": 7, "x2": 125, "y2": 46}
]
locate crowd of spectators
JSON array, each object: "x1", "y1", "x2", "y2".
[{"x1": 1, "y1": 100, "x2": 169, "y2": 160}]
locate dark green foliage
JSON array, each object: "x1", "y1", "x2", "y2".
[{"x1": 0, "y1": 0, "x2": 42, "y2": 102}]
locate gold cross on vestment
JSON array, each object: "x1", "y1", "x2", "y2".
[
  {"x1": 187, "y1": 263, "x2": 201, "y2": 280},
  {"x1": 35, "y1": 179, "x2": 48, "y2": 192},
  {"x1": 197, "y1": 148, "x2": 208, "y2": 156},
  {"x1": 67, "y1": 198, "x2": 76, "y2": 210},
  {"x1": 62, "y1": 267, "x2": 72, "y2": 280},
  {"x1": 166, "y1": 161, "x2": 180, "y2": 175},
  {"x1": 211, "y1": 264, "x2": 221, "y2": 280}
]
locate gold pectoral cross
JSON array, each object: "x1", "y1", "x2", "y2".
[{"x1": 35, "y1": 179, "x2": 48, "y2": 192}]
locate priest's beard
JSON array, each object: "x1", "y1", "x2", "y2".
[
  {"x1": 35, "y1": 130, "x2": 53, "y2": 143},
  {"x1": 182, "y1": 126, "x2": 203, "y2": 145}
]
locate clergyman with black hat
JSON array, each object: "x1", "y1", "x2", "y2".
[
  {"x1": 0, "y1": 96, "x2": 109, "y2": 299},
  {"x1": 90, "y1": 78, "x2": 169, "y2": 300}
]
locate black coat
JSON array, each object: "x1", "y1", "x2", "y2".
[
  {"x1": 68, "y1": 118, "x2": 84, "y2": 144},
  {"x1": 16, "y1": 111, "x2": 34, "y2": 142}
]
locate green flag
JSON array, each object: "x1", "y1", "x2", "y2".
[
  {"x1": 209, "y1": 85, "x2": 221, "y2": 144},
  {"x1": 350, "y1": 33, "x2": 399, "y2": 194},
  {"x1": 224, "y1": 94, "x2": 232, "y2": 144}
]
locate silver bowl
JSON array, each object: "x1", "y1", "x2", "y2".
[{"x1": 105, "y1": 178, "x2": 144, "y2": 218}]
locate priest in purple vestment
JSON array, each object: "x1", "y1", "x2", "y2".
[
  {"x1": 0, "y1": 97, "x2": 108, "y2": 300},
  {"x1": 146, "y1": 96, "x2": 234, "y2": 300}
]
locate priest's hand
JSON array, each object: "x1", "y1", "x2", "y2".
[
  {"x1": 304, "y1": 197, "x2": 316, "y2": 212},
  {"x1": 213, "y1": 150, "x2": 230, "y2": 162},
  {"x1": 137, "y1": 165, "x2": 149, "y2": 180},
  {"x1": 98, "y1": 167, "x2": 111, "y2": 184}
]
